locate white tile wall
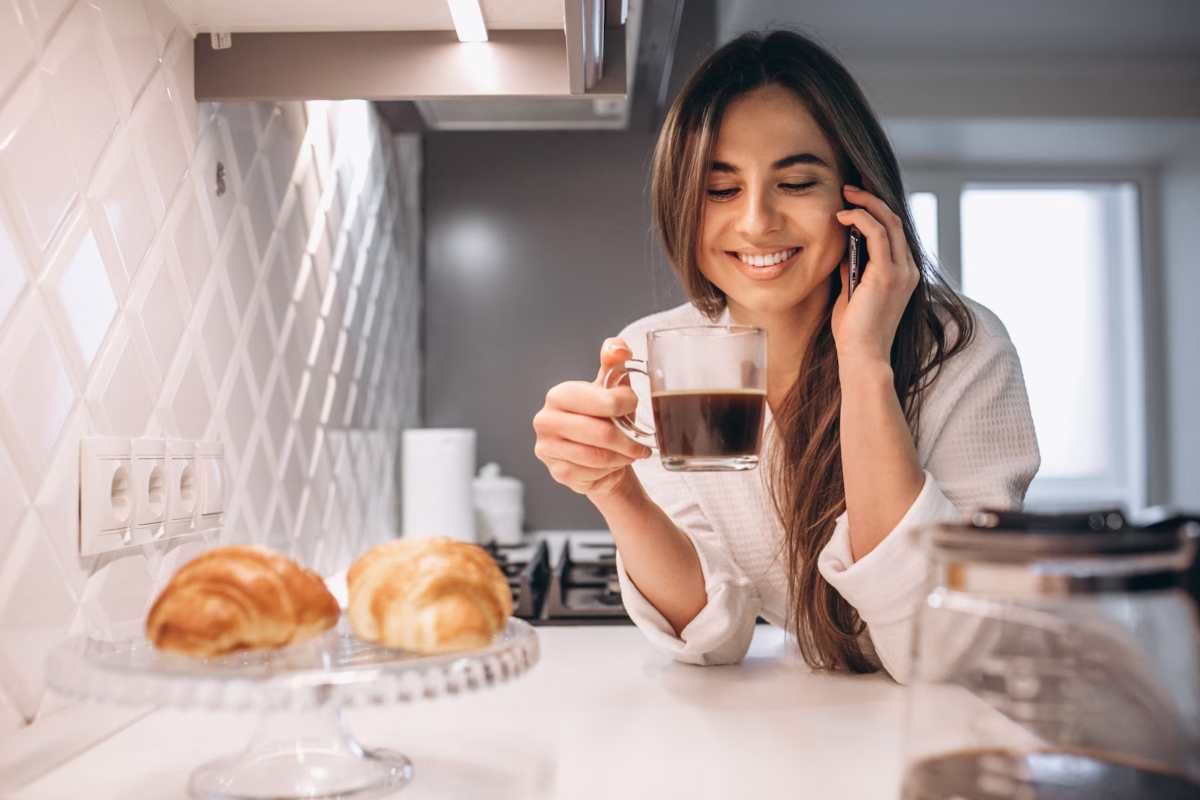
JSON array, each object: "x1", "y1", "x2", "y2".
[{"x1": 0, "y1": 0, "x2": 422, "y2": 729}]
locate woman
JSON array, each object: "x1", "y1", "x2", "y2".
[{"x1": 531, "y1": 30, "x2": 1039, "y2": 681}]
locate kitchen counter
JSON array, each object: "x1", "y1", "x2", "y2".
[{"x1": 8, "y1": 625, "x2": 907, "y2": 799}]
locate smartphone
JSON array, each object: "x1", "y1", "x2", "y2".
[{"x1": 847, "y1": 226, "x2": 865, "y2": 299}]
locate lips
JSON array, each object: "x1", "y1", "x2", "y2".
[{"x1": 725, "y1": 248, "x2": 801, "y2": 281}]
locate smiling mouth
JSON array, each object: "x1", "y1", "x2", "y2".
[{"x1": 729, "y1": 247, "x2": 800, "y2": 267}]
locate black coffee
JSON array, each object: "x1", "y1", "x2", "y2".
[
  {"x1": 901, "y1": 748, "x2": 1200, "y2": 800},
  {"x1": 651, "y1": 390, "x2": 766, "y2": 458}
]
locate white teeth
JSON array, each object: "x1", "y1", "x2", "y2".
[{"x1": 737, "y1": 248, "x2": 797, "y2": 267}]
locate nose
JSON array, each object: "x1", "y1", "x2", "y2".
[{"x1": 733, "y1": 185, "x2": 783, "y2": 240}]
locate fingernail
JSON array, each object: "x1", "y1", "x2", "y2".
[{"x1": 844, "y1": 185, "x2": 860, "y2": 192}]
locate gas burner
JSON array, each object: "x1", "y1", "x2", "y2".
[{"x1": 480, "y1": 535, "x2": 632, "y2": 626}]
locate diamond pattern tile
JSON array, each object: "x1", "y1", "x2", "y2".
[
  {"x1": 0, "y1": 435, "x2": 28, "y2": 552},
  {"x1": 162, "y1": 33, "x2": 200, "y2": 146},
  {"x1": 243, "y1": 432, "x2": 276, "y2": 525},
  {"x1": 0, "y1": 204, "x2": 28, "y2": 331},
  {"x1": 91, "y1": 142, "x2": 156, "y2": 283},
  {"x1": 0, "y1": 0, "x2": 35, "y2": 103},
  {"x1": 171, "y1": 345, "x2": 212, "y2": 439},
  {"x1": 172, "y1": 181, "x2": 213, "y2": 302},
  {"x1": 136, "y1": 252, "x2": 188, "y2": 375},
  {"x1": 222, "y1": 102, "x2": 259, "y2": 184},
  {"x1": 0, "y1": 297, "x2": 77, "y2": 496},
  {"x1": 245, "y1": 301, "x2": 275, "y2": 398},
  {"x1": 97, "y1": 325, "x2": 155, "y2": 437},
  {"x1": 224, "y1": 360, "x2": 256, "y2": 448},
  {"x1": 94, "y1": 0, "x2": 158, "y2": 112},
  {"x1": 40, "y1": 3, "x2": 122, "y2": 190},
  {"x1": 244, "y1": 160, "x2": 278, "y2": 262},
  {"x1": 47, "y1": 211, "x2": 117, "y2": 373},
  {"x1": 0, "y1": 71, "x2": 79, "y2": 255},
  {"x1": 138, "y1": 72, "x2": 189, "y2": 209},
  {"x1": 0, "y1": 515, "x2": 80, "y2": 719},
  {"x1": 191, "y1": 119, "x2": 239, "y2": 243},
  {"x1": 32, "y1": 405, "x2": 91, "y2": 598},
  {"x1": 201, "y1": 284, "x2": 236, "y2": 384},
  {"x1": 223, "y1": 217, "x2": 257, "y2": 323},
  {"x1": 262, "y1": 236, "x2": 296, "y2": 337},
  {"x1": 263, "y1": 372, "x2": 292, "y2": 457},
  {"x1": 0, "y1": 0, "x2": 421, "y2": 727},
  {"x1": 261, "y1": 106, "x2": 303, "y2": 207}
]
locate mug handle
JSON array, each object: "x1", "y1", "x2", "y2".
[{"x1": 601, "y1": 358, "x2": 656, "y2": 443}]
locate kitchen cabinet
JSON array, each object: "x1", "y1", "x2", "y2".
[{"x1": 166, "y1": 0, "x2": 684, "y2": 131}]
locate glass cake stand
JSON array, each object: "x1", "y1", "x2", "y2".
[{"x1": 46, "y1": 616, "x2": 540, "y2": 799}]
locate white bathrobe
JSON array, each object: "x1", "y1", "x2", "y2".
[{"x1": 614, "y1": 297, "x2": 1040, "y2": 681}]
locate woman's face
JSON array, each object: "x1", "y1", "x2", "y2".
[{"x1": 698, "y1": 83, "x2": 847, "y2": 318}]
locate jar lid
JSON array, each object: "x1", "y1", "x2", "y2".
[
  {"x1": 473, "y1": 462, "x2": 522, "y2": 491},
  {"x1": 931, "y1": 508, "x2": 1199, "y2": 563}
]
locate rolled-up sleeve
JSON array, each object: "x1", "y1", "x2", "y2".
[
  {"x1": 818, "y1": 330, "x2": 1041, "y2": 682},
  {"x1": 616, "y1": 462, "x2": 761, "y2": 666}
]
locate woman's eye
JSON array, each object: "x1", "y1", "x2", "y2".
[
  {"x1": 706, "y1": 187, "x2": 738, "y2": 199},
  {"x1": 780, "y1": 181, "x2": 816, "y2": 192}
]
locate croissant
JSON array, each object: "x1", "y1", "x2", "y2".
[
  {"x1": 146, "y1": 546, "x2": 340, "y2": 657},
  {"x1": 347, "y1": 538, "x2": 512, "y2": 654}
]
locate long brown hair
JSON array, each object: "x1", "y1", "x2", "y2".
[{"x1": 649, "y1": 30, "x2": 976, "y2": 672}]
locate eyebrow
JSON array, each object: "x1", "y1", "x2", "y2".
[{"x1": 709, "y1": 152, "x2": 832, "y2": 173}]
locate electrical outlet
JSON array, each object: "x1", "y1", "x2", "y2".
[
  {"x1": 81, "y1": 437, "x2": 226, "y2": 555},
  {"x1": 197, "y1": 440, "x2": 225, "y2": 528},
  {"x1": 132, "y1": 438, "x2": 166, "y2": 542},
  {"x1": 165, "y1": 439, "x2": 197, "y2": 535},
  {"x1": 80, "y1": 437, "x2": 133, "y2": 556}
]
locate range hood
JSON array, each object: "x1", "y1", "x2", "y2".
[{"x1": 169, "y1": 0, "x2": 684, "y2": 131}]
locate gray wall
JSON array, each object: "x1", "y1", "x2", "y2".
[
  {"x1": 421, "y1": 5, "x2": 715, "y2": 531},
  {"x1": 422, "y1": 130, "x2": 686, "y2": 529}
]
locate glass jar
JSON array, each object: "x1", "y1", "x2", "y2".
[{"x1": 902, "y1": 509, "x2": 1200, "y2": 799}]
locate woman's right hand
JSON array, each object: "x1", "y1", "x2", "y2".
[{"x1": 533, "y1": 337, "x2": 653, "y2": 499}]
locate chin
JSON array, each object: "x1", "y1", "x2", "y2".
[
  {"x1": 727, "y1": 288, "x2": 809, "y2": 316},
  {"x1": 704, "y1": 265, "x2": 830, "y2": 318}
]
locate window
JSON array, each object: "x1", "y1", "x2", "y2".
[
  {"x1": 907, "y1": 176, "x2": 1147, "y2": 511},
  {"x1": 908, "y1": 191, "x2": 938, "y2": 263}
]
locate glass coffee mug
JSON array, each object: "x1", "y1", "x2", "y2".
[{"x1": 603, "y1": 325, "x2": 767, "y2": 471}]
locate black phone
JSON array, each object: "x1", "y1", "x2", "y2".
[{"x1": 847, "y1": 226, "x2": 865, "y2": 298}]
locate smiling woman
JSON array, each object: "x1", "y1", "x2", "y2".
[{"x1": 531, "y1": 30, "x2": 1040, "y2": 679}]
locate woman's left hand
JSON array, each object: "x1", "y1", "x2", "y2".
[{"x1": 830, "y1": 185, "x2": 921, "y2": 366}]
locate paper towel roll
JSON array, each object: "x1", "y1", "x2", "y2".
[{"x1": 402, "y1": 428, "x2": 476, "y2": 542}]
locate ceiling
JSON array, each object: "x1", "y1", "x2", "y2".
[{"x1": 718, "y1": 0, "x2": 1200, "y2": 58}]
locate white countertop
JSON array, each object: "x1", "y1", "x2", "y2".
[{"x1": 6, "y1": 625, "x2": 908, "y2": 799}]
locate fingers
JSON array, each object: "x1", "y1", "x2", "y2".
[
  {"x1": 535, "y1": 436, "x2": 643, "y2": 470},
  {"x1": 533, "y1": 407, "x2": 651, "y2": 460},
  {"x1": 536, "y1": 335, "x2": 651, "y2": 497},
  {"x1": 595, "y1": 337, "x2": 632, "y2": 382},
  {"x1": 842, "y1": 185, "x2": 907, "y2": 265},
  {"x1": 835, "y1": 206, "x2": 893, "y2": 269},
  {"x1": 545, "y1": 380, "x2": 638, "y2": 419}
]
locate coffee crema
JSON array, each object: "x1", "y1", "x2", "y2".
[
  {"x1": 901, "y1": 748, "x2": 1200, "y2": 800},
  {"x1": 651, "y1": 389, "x2": 766, "y2": 458}
]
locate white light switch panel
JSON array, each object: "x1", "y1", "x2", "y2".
[{"x1": 81, "y1": 437, "x2": 225, "y2": 556}]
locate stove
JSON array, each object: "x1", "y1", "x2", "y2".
[{"x1": 485, "y1": 533, "x2": 633, "y2": 625}]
